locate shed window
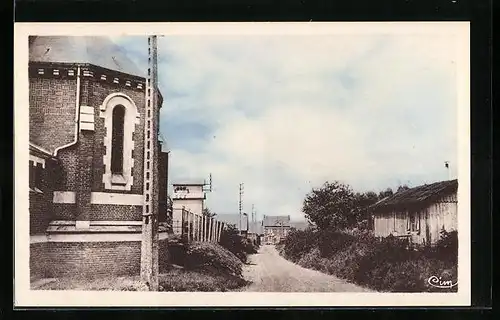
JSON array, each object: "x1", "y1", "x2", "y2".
[
  {"x1": 111, "y1": 105, "x2": 125, "y2": 174},
  {"x1": 29, "y1": 160, "x2": 43, "y2": 193},
  {"x1": 408, "y1": 212, "x2": 420, "y2": 232},
  {"x1": 29, "y1": 160, "x2": 35, "y2": 189}
]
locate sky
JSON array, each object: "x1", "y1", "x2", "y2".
[{"x1": 111, "y1": 33, "x2": 458, "y2": 221}]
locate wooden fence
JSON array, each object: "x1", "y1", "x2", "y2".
[{"x1": 172, "y1": 208, "x2": 225, "y2": 243}]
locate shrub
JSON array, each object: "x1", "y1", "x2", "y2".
[
  {"x1": 219, "y1": 225, "x2": 255, "y2": 262},
  {"x1": 283, "y1": 228, "x2": 318, "y2": 261},
  {"x1": 423, "y1": 229, "x2": 458, "y2": 263},
  {"x1": 316, "y1": 229, "x2": 356, "y2": 257},
  {"x1": 185, "y1": 242, "x2": 243, "y2": 277},
  {"x1": 297, "y1": 247, "x2": 323, "y2": 269},
  {"x1": 280, "y1": 226, "x2": 458, "y2": 292}
]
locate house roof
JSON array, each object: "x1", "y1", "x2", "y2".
[
  {"x1": 29, "y1": 36, "x2": 145, "y2": 78},
  {"x1": 370, "y1": 179, "x2": 458, "y2": 212},
  {"x1": 290, "y1": 220, "x2": 312, "y2": 231},
  {"x1": 262, "y1": 215, "x2": 291, "y2": 227},
  {"x1": 172, "y1": 182, "x2": 206, "y2": 186}
]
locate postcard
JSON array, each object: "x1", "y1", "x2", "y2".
[{"x1": 14, "y1": 22, "x2": 470, "y2": 307}]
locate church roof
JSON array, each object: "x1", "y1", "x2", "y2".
[{"x1": 29, "y1": 36, "x2": 145, "y2": 78}]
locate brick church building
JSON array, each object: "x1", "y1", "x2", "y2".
[{"x1": 28, "y1": 36, "x2": 169, "y2": 279}]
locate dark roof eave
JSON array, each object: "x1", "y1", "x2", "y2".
[
  {"x1": 29, "y1": 61, "x2": 165, "y2": 100},
  {"x1": 29, "y1": 143, "x2": 59, "y2": 161}
]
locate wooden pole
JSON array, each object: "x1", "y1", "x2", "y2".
[
  {"x1": 202, "y1": 215, "x2": 206, "y2": 242},
  {"x1": 140, "y1": 35, "x2": 159, "y2": 291},
  {"x1": 194, "y1": 214, "x2": 198, "y2": 241}
]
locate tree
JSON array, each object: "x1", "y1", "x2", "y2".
[
  {"x1": 378, "y1": 187, "x2": 394, "y2": 199},
  {"x1": 302, "y1": 181, "x2": 357, "y2": 230},
  {"x1": 351, "y1": 191, "x2": 379, "y2": 230},
  {"x1": 202, "y1": 207, "x2": 216, "y2": 218},
  {"x1": 396, "y1": 185, "x2": 410, "y2": 193}
]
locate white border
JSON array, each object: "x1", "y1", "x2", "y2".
[{"x1": 14, "y1": 22, "x2": 471, "y2": 307}]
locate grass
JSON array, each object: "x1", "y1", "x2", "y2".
[
  {"x1": 31, "y1": 241, "x2": 251, "y2": 292},
  {"x1": 31, "y1": 268, "x2": 248, "y2": 292}
]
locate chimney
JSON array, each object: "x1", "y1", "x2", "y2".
[{"x1": 445, "y1": 161, "x2": 451, "y2": 180}]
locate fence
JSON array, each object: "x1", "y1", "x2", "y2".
[{"x1": 172, "y1": 208, "x2": 225, "y2": 243}]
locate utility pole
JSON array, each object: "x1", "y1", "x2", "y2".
[
  {"x1": 239, "y1": 183, "x2": 244, "y2": 232},
  {"x1": 251, "y1": 204, "x2": 255, "y2": 233},
  {"x1": 140, "y1": 35, "x2": 159, "y2": 291}
]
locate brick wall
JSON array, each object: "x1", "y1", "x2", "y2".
[
  {"x1": 53, "y1": 203, "x2": 142, "y2": 221},
  {"x1": 30, "y1": 238, "x2": 170, "y2": 279},
  {"x1": 89, "y1": 81, "x2": 145, "y2": 194},
  {"x1": 30, "y1": 193, "x2": 52, "y2": 235},
  {"x1": 56, "y1": 149, "x2": 79, "y2": 190},
  {"x1": 52, "y1": 203, "x2": 76, "y2": 220},
  {"x1": 29, "y1": 158, "x2": 62, "y2": 235},
  {"x1": 91, "y1": 204, "x2": 142, "y2": 221},
  {"x1": 30, "y1": 242, "x2": 51, "y2": 279},
  {"x1": 29, "y1": 77, "x2": 77, "y2": 154},
  {"x1": 31, "y1": 72, "x2": 146, "y2": 195}
]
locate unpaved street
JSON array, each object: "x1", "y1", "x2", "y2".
[{"x1": 239, "y1": 245, "x2": 374, "y2": 292}]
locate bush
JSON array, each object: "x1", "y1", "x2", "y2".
[
  {"x1": 219, "y1": 225, "x2": 256, "y2": 263},
  {"x1": 185, "y1": 242, "x2": 243, "y2": 277},
  {"x1": 317, "y1": 229, "x2": 357, "y2": 258},
  {"x1": 280, "y1": 227, "x2": 458, "y2": 293},
  {"x1": 283, "y1": 228, "x2": 318, "y2": 261},
  {"x1": 423, "y1": 229, "x2": 458, "y2": 263}
]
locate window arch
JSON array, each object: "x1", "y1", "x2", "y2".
[
  {"x1": 100, "y1": 93, "x2": 140, "y2": 191},
  {"x1": 111, "y1": 105, "x2": 125, "y2": 174}
]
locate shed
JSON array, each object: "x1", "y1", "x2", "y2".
[{"x1": 370, "y1": 179, "x2": 458, "y2": 246}]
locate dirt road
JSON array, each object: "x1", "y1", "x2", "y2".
[{"x1": 239, "y1": 245, "x2": 374, "y2": 292}]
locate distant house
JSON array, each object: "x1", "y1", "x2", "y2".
[
  {"x1": 262, "y1": 215, "x2": 291, "y2": 244},
  {"x1": 370, "y1": 179, "x2": 458, "y2": 246}
]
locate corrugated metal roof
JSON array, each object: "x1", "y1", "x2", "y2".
[
  {"x1": 370, "y1": 179, "x2": 458, "y2": 212},
  {"x1": 29, "y1": 36, "x2": 145, "y2": 78},
  {"x1": 262, "y1": 215, "x2": 291, "y2": 227}
]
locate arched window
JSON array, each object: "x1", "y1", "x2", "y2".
[
  {"x1": 101, "y1": 93, "x2": 140, "y2": 191},
  {"x1": 111, "y1": 105, "x2": 125, "y2": 174}
]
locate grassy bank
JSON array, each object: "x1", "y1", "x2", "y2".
[
  {"x1": 32, "y1": 241, "x2": 253, "y2": 292},
  {"x1": 278, "y1": 228, "x2": 458, "y2": 292}
]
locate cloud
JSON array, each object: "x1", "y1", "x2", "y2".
[{"x1": 113, "y1": 32, "x2": 459, "y2": 220}]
